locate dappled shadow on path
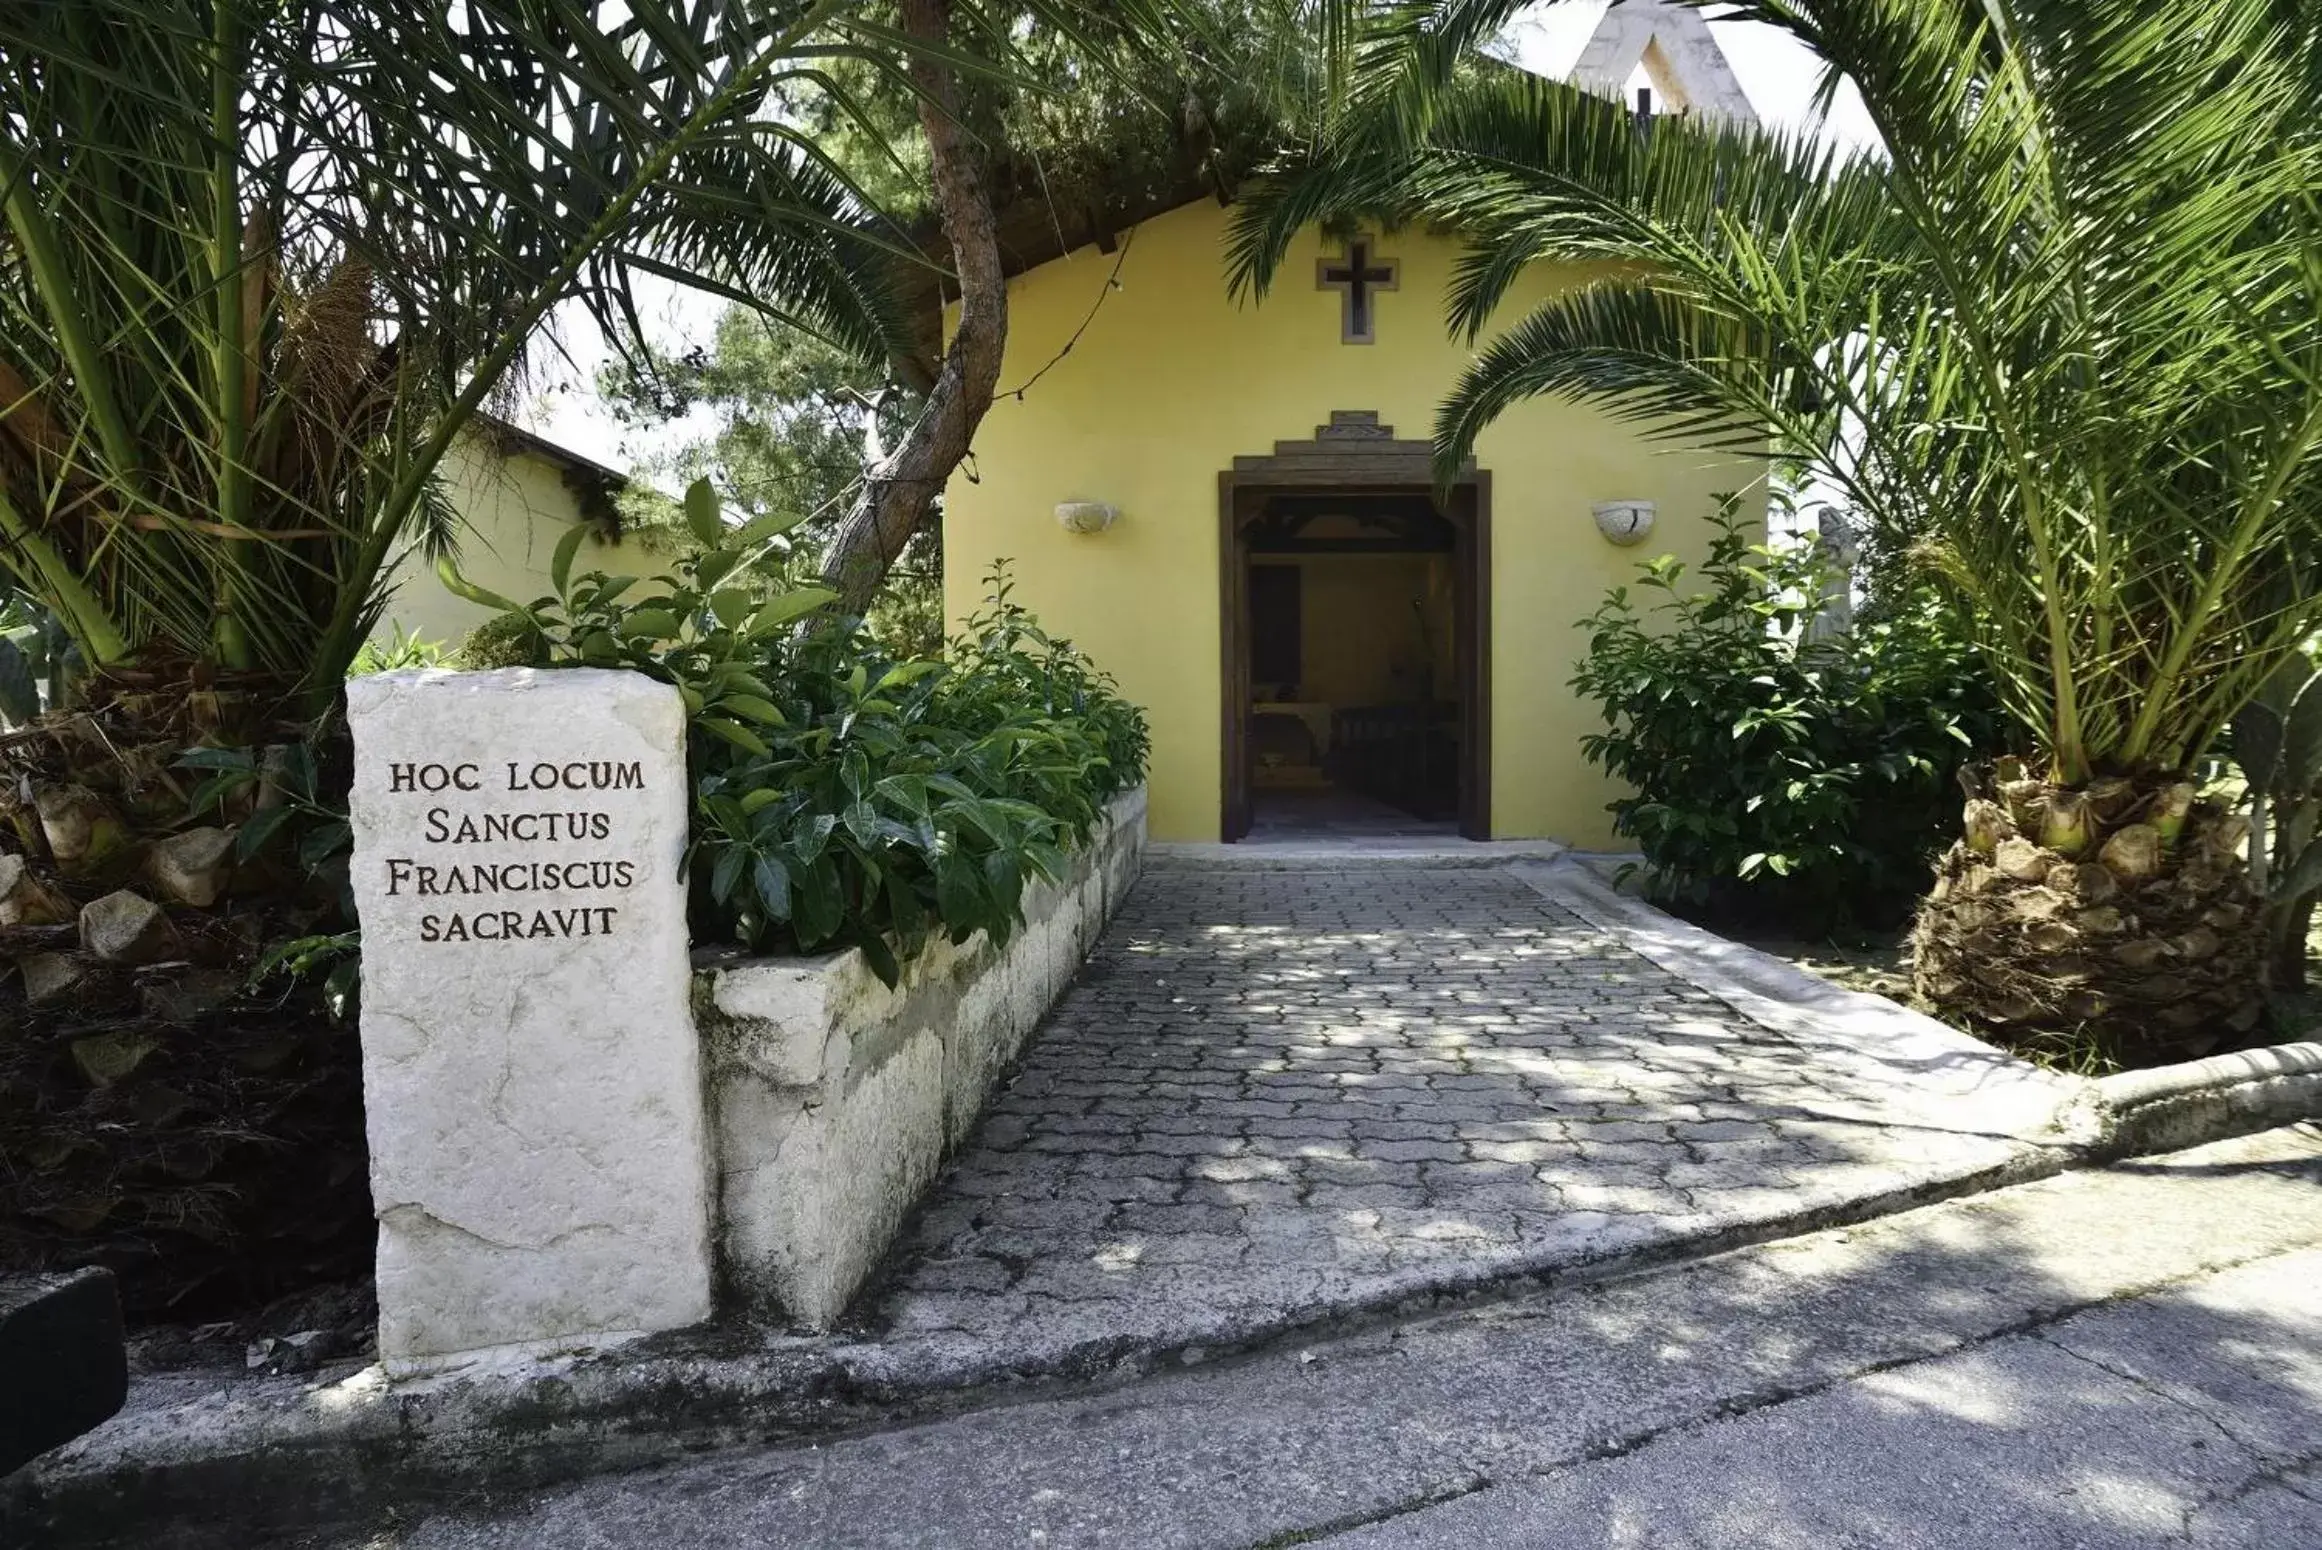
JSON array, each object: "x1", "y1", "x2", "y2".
[
  {"x1": 861, "y1": 863, "x2": 2070, "y2": 1368},
  {"x1": 1308, "y1": 1141, "x2": 2322, "y2": 1549},
  {"x1": 273, "y1": 1129, "x2": 2322, "y2": 1550}
]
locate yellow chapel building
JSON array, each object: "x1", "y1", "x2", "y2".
[{"x1": 941, "y1": 3, "x2": 1766, "y2": 846}]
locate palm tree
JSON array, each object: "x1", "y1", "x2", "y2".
[
  {"x1": 0, "y1": 0, "x2": 927, "y2": 727},
  {"x1": 1228, "y1": 0, "x2": 2322, "y2": 1060},
  {"x1": 1, "y1": 0, "x2": 1223, "y2": 687},
  {"x1": 0, "y1": 0, "x2": 936, "y2": 1307},
  {"x1": 0, "y1": 0, "x2": 1177, "y2": 1304}
]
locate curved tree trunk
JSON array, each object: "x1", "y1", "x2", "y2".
[{"x1": 820, "y1": 0, "x2": 1006, "y2": 613}]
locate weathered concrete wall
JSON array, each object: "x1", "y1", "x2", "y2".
[{"x1": 695, "y1": 788, "x2": 1147, "y2": 1328}]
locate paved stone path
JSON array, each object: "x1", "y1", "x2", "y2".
[{"x1": 865, "y1": 860, "x2": 2073, "y2": 1362}]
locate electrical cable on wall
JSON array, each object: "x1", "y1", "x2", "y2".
[{"x1": 1001, "y1": 223, "x2": 1136, "y2": 403}]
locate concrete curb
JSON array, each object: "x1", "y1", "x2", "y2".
[
  {"x1": 2078, "y1": 1041, "x2": 2322, "y2": 1159},
  {"x1": 1512, "y1": 859, "x2": 2092, "y2": 1148},
  {"x1": 1521, "y1": 859, "x2": 2322, "y2": 1160}
]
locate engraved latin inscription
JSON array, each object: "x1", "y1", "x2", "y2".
[{"x1": 376, "y1": 760, "x2": 649, "y2": 944}]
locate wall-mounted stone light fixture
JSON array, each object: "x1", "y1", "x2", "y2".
[
  {"x1": 1592, "y1": 499, "x2": 1657, "y2": 546},
  {"x1": 1055, "y1": 501, "x2": 1120, "y2": 534}
]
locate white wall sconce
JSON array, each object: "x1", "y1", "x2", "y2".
[
  {"x1": 1592, "y1": 499, "x2": 1657, "y2": 546},
  {"x1": 1055, "y1": 501, "x2": 1120, "y2": 534}
]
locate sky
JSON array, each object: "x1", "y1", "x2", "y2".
[{"x1": 516, "y1": 2, "x2": 1875, "y2": 479}]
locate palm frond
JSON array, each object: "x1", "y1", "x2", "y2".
[
  {"x1": 1236, "y1": 0, "x2": 2322, "y2": 783},
  {"x1": 0, "y1": 0, "x2": 937, "y2": 715}
]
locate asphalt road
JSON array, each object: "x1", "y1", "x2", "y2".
[
  {"x1": 288, "y1": 1125, "x2": 2322, "y2": 1550},
  {"x1": 1328, "y1": 1246, "x2": 2322, "y2": 1548}
]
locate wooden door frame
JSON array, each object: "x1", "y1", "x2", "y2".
[{"x1": 1218, "y1": 411, "x2": 1493, "y2": 841}]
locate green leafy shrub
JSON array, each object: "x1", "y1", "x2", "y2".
[
  {"x1": 468, "y1": 486, "x2": 1148, "y2": 983},
  {"x1": 347, "y1": 626, "x2": 444, "y2": 676},
  {"x1": 689, "y1": 617, "x2": 1138, "y2": 985},
  {"x1": 450, "y1": 610, "x2": 548, "y2": 670},
  {"x1": 942, "y1": 563, "x2": 1151, "y2": 825},
  {"x1": 1573, "y1": 501, "x2": 2001, "y2": 932}
]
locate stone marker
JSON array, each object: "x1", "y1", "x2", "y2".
[{"x1": 347, "y1": 668, "x2": 710, "y2": 1371}]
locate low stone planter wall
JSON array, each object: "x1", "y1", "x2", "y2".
[{"x1": 695, "y1": 787, "x2": 1146, "y2": 1328}]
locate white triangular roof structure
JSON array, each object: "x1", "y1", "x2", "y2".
[{"x1": 1570, "y1": 0, "x2": 1758, "y2": 125}]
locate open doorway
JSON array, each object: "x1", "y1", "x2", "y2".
[{"x1": 1222, "y1": 484, "x2": 1490, "y2": 841}]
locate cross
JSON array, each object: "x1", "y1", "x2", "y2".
[{"x1": 1317, "y1": 238, "x2": 1399, "y2": 344}]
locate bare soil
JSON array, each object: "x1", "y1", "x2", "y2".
[{"x1": 126, "y1": 1277, "x2": 376, "y2": 1378}]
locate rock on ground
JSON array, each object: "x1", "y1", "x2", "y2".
[{"x1": 77, "y1": 890, "x2": 172, "y2": 965}]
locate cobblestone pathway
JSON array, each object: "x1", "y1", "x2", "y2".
[{"x1": 867, "y1": 861, "x2": 2064, "y2": 1361}]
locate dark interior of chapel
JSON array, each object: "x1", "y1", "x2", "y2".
[{"x1": 1240, "y1": 492, "x2": 1464, "y2": 838}]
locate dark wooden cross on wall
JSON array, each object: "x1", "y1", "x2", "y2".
[{"x1": 1317, "y1": 238, "x2": 1399, "y2": 344}]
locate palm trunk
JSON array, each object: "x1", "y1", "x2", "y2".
[{"x1": 1913, "y1": 770, "x2": 2265, "y2": 1065}]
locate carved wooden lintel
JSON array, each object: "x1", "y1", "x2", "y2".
[
  {"x1": 1226, "y1": 411, "x2": 1478, "y2": 486},
  {"x1": 1317, "y1": 410, "x2": 1394, "y2": 440}
]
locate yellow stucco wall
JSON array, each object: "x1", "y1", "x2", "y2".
[
  {"x1": 942, "y1": 199, "x2": 1762, "y2": 844},
  {"x1": 377, "y1": 435, "x2": 661, "y2": 651}
]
